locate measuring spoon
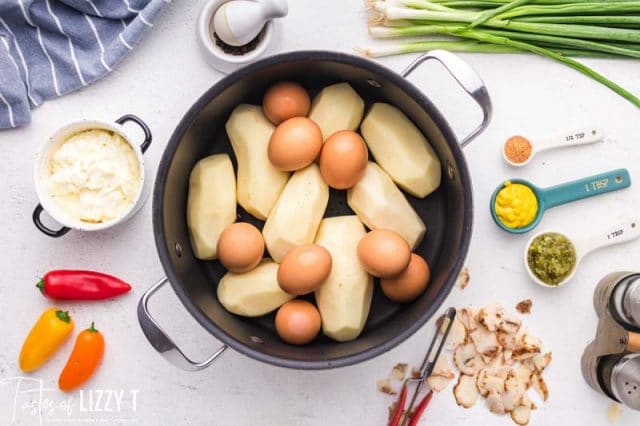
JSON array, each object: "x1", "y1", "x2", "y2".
[
  {"x1": 524, "y1": 217, "x2": 640, "y2": 288},
  {"x1": 490, "y1": 168, "x2": 631, "y2": 234},
  {"x1": 503, "y1": 127, "x2": 603, "y2": 167}
]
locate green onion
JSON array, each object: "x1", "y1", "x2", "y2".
[
  {"x1": 516, "y1": 15, "x2": 640, "y2": 26},
  {"x1": 468, "y1": 0, "x2": 532, "y2": 28},
  {"x1": 361, "y1": 0, "x2": 640, "y2": 107},
  {"x1": 377, "y1": 6, "x2": 640, "y2": 42},
  {"x1": 372, "y1": 23, "x2": 640, "y2": 56},
  {"x1": 497, "y1": 2, "x2": 640, "y2": 19},
  {"x1": 357, "y1": 40, "x2": 521, "y2": 56},
  {"x1": 359, "y1": 39, "x2": 623, "y2": 57}
]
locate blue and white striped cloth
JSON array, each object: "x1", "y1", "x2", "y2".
[{"x1": 0, "y1": 0, "x2": 169, "y2": 129}]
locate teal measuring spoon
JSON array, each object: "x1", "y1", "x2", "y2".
[{"x1": 490, "y1": 168, "x2": 631, "y2": 234}]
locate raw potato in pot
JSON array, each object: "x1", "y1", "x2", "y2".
[
  {"x1": 347, "y1": 162, "x2": 426, "y2": 249},
  {"x1": 226, "y1": 105, "x2": 290, "y2": 220},
  {"x1": 308, "y1": 83, "x2": 365, "y2": 141},
  {"x1": 262, "y1": 164, "x2": 329, "y2": 262},
  {"x1": 187, "y1": 154, "x2": 236, "y2": 260},
  {"x1": 217, "y1": 260, "x2": 294, "y2": 317},
  {"x1": 360, "y1": 103, "x2": 442, "y2": 198},
  {"x1": 314, "y1": 216, "x2": 373, "y2": 342}
]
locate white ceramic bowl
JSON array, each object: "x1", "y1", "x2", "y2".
[
  {"x1": 33, "y1": 115, "x2": 152, "y2": 237},
  {"x1": 196, "y1": 0, "x2": 283, "y2": 74}
]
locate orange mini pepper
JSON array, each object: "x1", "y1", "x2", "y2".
[
  {"x1": 58, "y1": 322, "x2": 105, "y2": 392},
  {"x1": 19, "y1": 308, "x2": 74, "y2": 372}
]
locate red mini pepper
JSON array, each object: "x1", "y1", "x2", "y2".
[{"x1": 37, "y1": 270, "x2": 132, "y2": 300}]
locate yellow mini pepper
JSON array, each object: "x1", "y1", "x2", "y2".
[
  {"x1": 19, "y1": 308, "x2": 74, "y2": 373},
  {"x1": 494, "y1": 181, "x2": 539, "y2": 228}
]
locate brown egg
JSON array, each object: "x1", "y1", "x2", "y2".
[
  {"x1": 217, "y1": 223, "x2": 265, "y2": 273},
  {"x1": 278, "y1": 244, "x2": 332, "y2": 295},
  {"x1": 263, "y1": 82, "x2": 310, "y2": 125},
  {"x1": 268, "y1": 117, "x2": 323, "y2": 171},
  {"x1": 381, "y1": 253, "x2": 430, "y2": 303},
  {"x1": 319, "y1": 130, "x2": 368, "y2": 189},
  {"x1": 357, "y1": 229, "x2": 411, "y2": 278},
  {"x1": 275, "y1": 300, "x2": 321, "y2": 345}
]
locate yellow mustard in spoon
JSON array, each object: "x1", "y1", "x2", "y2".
[
  {"x1": 490, "y1": 168, "x2": 631, "y2": 234},
  {"x1": 493, "y1": 181, "x2": 538, "y2": 229}
]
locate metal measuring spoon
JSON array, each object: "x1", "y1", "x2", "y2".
[
  {"x1": 503, "y1": 127, "x2": 603, "y2": 167},
  {"x1": 490, "y1": 168, "x2": 631, "y2": 234},
  {"x1": 524, "y1": 217, "x2": 640, "y2": 288}
]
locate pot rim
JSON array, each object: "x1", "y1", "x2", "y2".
[{"x1": 153, "y1": 50, "x2": 474, "y2": 369}]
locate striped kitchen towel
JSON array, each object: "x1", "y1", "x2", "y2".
[{"x1": 0, "y1": 0, "x2": 170, "y2": 129}]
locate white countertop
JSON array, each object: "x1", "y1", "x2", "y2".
[{"x1": 1, "y1": 1, "x2": 639, "y2": 425}]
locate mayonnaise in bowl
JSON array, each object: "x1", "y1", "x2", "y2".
[
  {"x1": 48, "y1": 129, "x2": 141, "y2": 224},
  {"x1": 33, "y1": 116, "x2": 151, "y2": 236}
]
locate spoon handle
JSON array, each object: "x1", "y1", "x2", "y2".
[
  {"x1": 573, "y1": 216, "x2": 640, "y2": 258},
  {"x1": 535, "y1": 127, "x2": 603, "y2": 152},
  {"x1": 541, "y1": 168, "x2": 631, "y2": 209}
]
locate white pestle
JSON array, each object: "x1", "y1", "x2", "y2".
[{"x1": 213, "y1": 0, "x2": 288, "y2": 47}]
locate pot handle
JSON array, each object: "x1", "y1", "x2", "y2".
[
  {"x1": 402, "y1": 50, "x2": 492, "y2": 148},
  {"x1": 33, "y1": 204, "x2": 71, "y2": 238},
  {"x1": 115, "y1": 114, "x2": 152, "y2": 153},
  {"x1": 138, "y1": 277, "x2": 228, "y2": 371}
]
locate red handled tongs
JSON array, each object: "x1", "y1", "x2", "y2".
[{"x1": 388, "y1": 307, "x2": 456, "y2": 426}]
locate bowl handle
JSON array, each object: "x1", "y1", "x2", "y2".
[
  {"x1": 32, "y1": 204, "x2": 71, "y2": 237},
  {"x1": 115, "y1": 114, "x2": 153, "y2": 153},
  {"x1": 401, "y1": 50, "x2": 492, "y2": 148},
  {"x1": 137, "y1": 277, "x2": 228, "y2": 371}
]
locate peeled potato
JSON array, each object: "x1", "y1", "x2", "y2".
[
  {"x1": 226, "y1": 104, "x2": 290, "y2": 220},
  {"x1": 347, "y1": 162, "x2": 426, "y2": 249},
  {"x1": 217, "y1": 260, "x2": 294, "y2": 317},
  {"x1": 187, "y1": 154, "x2": 236, "y2": 260},
  {"x1": 314, "y1": 216, "x2": 373, "y2": 342},
  {"x1": 361, "y1": 103, "x2": 441, "y2": 198},
  {"x1": 308, "y1": 83, "x2": 365, "y2": 141},
  {"x1": 262, "y1": 164, "x2": 329, "y2": 262}
]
